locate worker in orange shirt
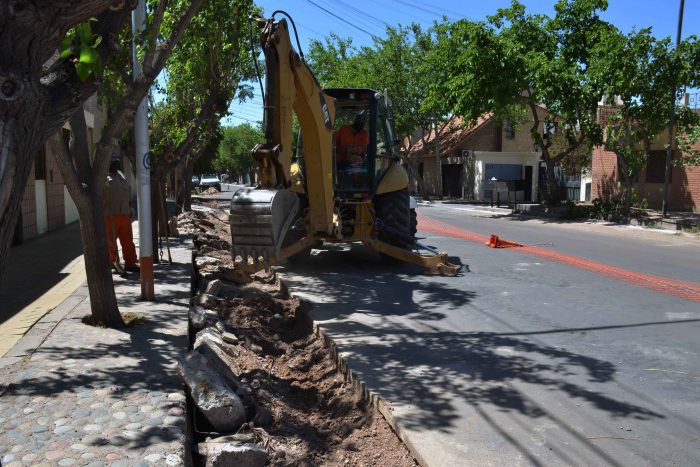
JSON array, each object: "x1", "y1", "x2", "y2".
[
  {"x1": 104, "y1": 159, "x2": 139, "y2": 273},
  {"x1": 335, "y1": 112, "x2": 369, "y2": 169}
]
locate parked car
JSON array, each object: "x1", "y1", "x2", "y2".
[
  {"x1": 199, "y1": 174, "x2": 221, "y2": 191},
  {"x1": 191, "y1": 175, "x2": 200, "y2": 188}
]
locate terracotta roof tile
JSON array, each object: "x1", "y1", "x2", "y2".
[{"x1": 408, "y1": 115, "x2": 492, "y2": 158}]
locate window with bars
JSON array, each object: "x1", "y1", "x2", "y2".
[{"x1": 646, "y1": 150, "x2": 674, "y2": 183}]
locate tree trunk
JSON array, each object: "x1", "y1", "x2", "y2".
[
  {"x1": 404, "y1": 158, "x2": 429, "y2": 200},
  {"x1": 77, "y1": 191, "x2": 124, "y2": 328},
  {"x1": 544, "y1": 157, "x2": 561, "y2": 205},
  {"x1": 0, "y1": 65, "x2": 48, "y2": 283},
  {"x1": 622, "y1": 172, "x2": 633, "y2": 218},
  {"x1": 183, "y1": 157, "x2": 196, "y2": 211},
  {"x1": 48, "y1": 125, "x2": 124, "y2": 328}
]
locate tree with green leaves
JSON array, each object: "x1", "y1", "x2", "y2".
[
  {"x1": 0, "y1": 1, "x2": 136, "y2": 286},
  {"x1": 423, "y1": 0, "x2": 612, "y2": 204},
  {"x1": 307, "y1": 23, "x2": 446, "y2": 195},
  {"x1": 591, "y1": 26, "x2": 699, "y2": 213},
  {"x1": 44, "y1": 0, "x2": 206, "y2": 327},
  {"x1": 150, "y1": 0, "x2": 258, "y2": 213},
  {"x1": 676, "y1": 125, "x2": 700, "y2": 167},
  {"x1": 214, "y1": 123, "x2": 263, "y2": 181}
]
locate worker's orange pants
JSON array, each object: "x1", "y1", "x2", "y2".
[{"x1": 104, "y1": 215, "x2": 137, "y2": 267}]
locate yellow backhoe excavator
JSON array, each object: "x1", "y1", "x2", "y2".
[{"x1": 229, "y1": 12, "x2": 460, "y2": 276}]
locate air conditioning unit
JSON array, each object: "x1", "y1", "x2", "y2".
[{"x1": 461, "y1": 149, "x2": 473, "y2": 158}]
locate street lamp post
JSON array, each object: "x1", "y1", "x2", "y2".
[{"x1": 661, "y1": 0, "x2": 685, "y2": 217}]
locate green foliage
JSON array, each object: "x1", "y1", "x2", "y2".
[
  {"x1": 60, "y1": 19, "x2": 103, "y2": 81},
  {"x1": 560, "y1": 200, "x2": 592, "y2": 220},
  {"x1": 193, "y1": 128, "x2": 224, "y2": 174},
  {"x1": 150, "y1": 0, "x2": 259, "y2": 170},
  {"x1": 549, "y1": 130, "x2": 592, "y2": 175},
  {"x1": 307, "y1": 23, "x2": 441, "y2": 143},
  {"x1": 595, "y1": 26, "x2": 699, "y2": 181},
  {"x1": 675, "y1": 125, "x2": 700, "y2": 167},
  {"x1": 214, "y1": 123, "x2": 263, "y2": 174},
  {"x1": 591, "y1": 197, "x2": 625, "y2": 221},
  {"x1": 422, "y1": 0, "x2": 610, "y2": 205}
]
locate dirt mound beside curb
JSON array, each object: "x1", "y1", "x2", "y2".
[{"x1": 178, "y1": 207, "x2": 418, "y2": 466}]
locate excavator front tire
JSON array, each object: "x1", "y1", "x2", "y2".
[{"x1": 375, "y1": 189, "x2": 414, "y2": 249}]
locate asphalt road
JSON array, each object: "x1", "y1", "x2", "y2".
[{"x1": 277, "y1": 203, "x2": 700, "y2": 467}]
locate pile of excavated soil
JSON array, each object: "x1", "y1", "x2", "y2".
[
  {"x1": 201, "y1": 186, "x2": 221, "y2": 195},
  {"x1": 177, "y1": 206, "x2": 418, "y2": 467}
]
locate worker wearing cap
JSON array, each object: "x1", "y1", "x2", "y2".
[
  {"x1": 104, "y1": 159, "x2": 139, "y2": 272},
  {"x1": 335, "y1": 113, "x2": 369, "y2": 169}
]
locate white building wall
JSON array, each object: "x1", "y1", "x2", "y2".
[
  {"x1": 580, "y1": 172, "x2": 592, "y2": 202},
  {"x1": 64, "y1": 186, "x2": 79, "y2": 224},
  {"x1": 473, "y1": 151, "x2": 541, "y2": 202},
  {"x1": 35, "y1": 180, "x2": 48, "y2": 234}
]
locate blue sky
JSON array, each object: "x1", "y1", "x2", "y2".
[{"x1": 226, "y1": 0, "x2": 699, "y2": 125}]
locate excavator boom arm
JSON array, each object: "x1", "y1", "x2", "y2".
[{"x1": 255, "y1": 17, "x2": 336, "y2": 236}]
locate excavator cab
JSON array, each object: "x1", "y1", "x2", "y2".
[{"x1": 294, "y1": 88, "x2": 402, "y2": 200}]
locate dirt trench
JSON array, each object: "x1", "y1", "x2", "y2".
[{"x1": 178, "y1": 204, "x2": 418, "y2": 467}]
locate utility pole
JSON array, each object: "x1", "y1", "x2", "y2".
[
  {"x1": 662, "y1": 0, "x2": 685, "y2": 217},
  {"x1": 132, "y1": 0, "x2": 155, "y2": 300}
]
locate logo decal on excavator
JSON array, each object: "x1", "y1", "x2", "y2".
[{"x1": 319, "y1": 93, "x2": 332, "y2": 131}]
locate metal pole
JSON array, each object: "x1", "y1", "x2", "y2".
[
  {"x1": 132, "y1": 0, "x2": 155, "y2": 299},
  {"x1": 662, "y1": 0, "x2": 685, "y2": 217}
]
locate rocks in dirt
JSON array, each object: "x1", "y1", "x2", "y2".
[
  {"x1": 193, "y1": 292, "x2": 221, "y2": 309},
  {"x1": 203, "y1": 278, "x2": 241, "y2": 299},
  {"x1": 193, "y1": 328, "x2": 251, "y2": 397},
  {"x1": 244, "y1": 336, "x2": 264, "y2": 355},
  {"x1": 222, "y1": 266, "x2": 254, "y2": 285},
  {"x1": 221, "y1": 330, "x2": 240, "y2": 345},
  {"x1": 189, "y1": 306, "x2": 219, "y2": 331},
  {"x1": 198, "y1": 441, "x2": 268, "y2": 467},
  {"x1": 196, "y1": 255, "x2": 220, "y2": 269},
  {"x1": 177, "y1": 351, "x2": 246, "y2": 433}
]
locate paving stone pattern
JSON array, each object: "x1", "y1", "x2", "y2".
[{"x1": 0, "y1": 239, "x2": 192, "y2": 466}]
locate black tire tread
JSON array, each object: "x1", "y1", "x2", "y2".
[{"x1": 375, "y1": 189, "x2": 413, "y2": 249}]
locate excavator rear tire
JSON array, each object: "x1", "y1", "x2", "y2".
[{"x1": 375, "y1": 189, "x2": 413, "y2": 249}]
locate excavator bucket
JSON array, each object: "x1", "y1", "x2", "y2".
[{"x1": 230, "y1": 188, "x2": 299, "y2": 269}]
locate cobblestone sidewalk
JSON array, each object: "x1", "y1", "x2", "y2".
[{"x1": 0, "y1": 238, "x2": 192, "y2": 467}]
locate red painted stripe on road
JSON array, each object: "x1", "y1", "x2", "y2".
[{"x1": 418, "y1": 214, "x2": 700, "y2": 302}]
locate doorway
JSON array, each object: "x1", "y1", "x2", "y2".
[
  {"x1": 524, "y1": 166, "x2": 533, "y2": 202},
  {"x1": 442, "y1": 164, "x2": 463, "y2": 198}
]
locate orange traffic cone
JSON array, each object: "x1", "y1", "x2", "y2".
[
  {"x1": 486, "y1": 234, "x2": 523, "y2": 249},
  {"x1": 487, "y1": 235, "x2": 499, "y2": 248}
]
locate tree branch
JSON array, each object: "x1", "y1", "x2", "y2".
[
  {"x1": 69, "y1": 107, "x2": 93, "y2": 185},
  {"x1": 143, "y1": 0, "x2": 206, "y2": 77},
  {"x1": 149, "y1": 0, "x2": 169, "y2": 52},
  {"x1": 550, "y1": 130, "x2": 587, "y2": 165},
  {"x1": 47, "y1": 131, "x2": 88, "y2": 209}
]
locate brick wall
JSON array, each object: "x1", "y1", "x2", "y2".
[
  {"x1": 591, "y1": 145, "x2": 619, "y2": 200},
  {"x1": 460, "y1": 121, "x2": 501, "y2": 152},
  {"x1": 418, "y1": 156, "x2": 441, "y2": 196},
  {"x1": 591, "y1": 145, "x2": 699, "y2": 212},
  {"x1": 501, "y1": 107, "x2": 548, "y2": 153},
  {"x1": 671, "y1": 155, "x2": 700, "y2": 212}
]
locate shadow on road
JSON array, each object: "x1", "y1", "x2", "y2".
[{"x1": 278, "y1": 245, "x2": 667, "y2": 464}]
